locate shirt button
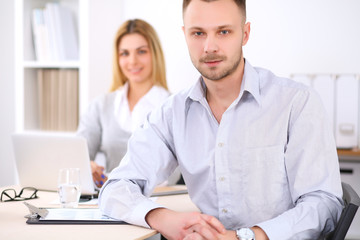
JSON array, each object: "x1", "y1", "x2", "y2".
[
  {"x1": 218, "y1": 142, "x2": 224, "y2": 147},
  {"x1": 219, "y1": 177, "x2": 225, "y2": 182},
  {"x1": 222, "y1": 209, "x2": 228, "y2": 213}
]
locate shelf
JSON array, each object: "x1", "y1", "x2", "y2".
[
  {"x1": 23, "y1": 61, "x2": 81, "y2": 69},
  {"x1": 15, "y1": 0, "x2": 89, "y2": 133}
]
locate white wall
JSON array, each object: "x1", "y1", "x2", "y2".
[
  {"x1": 245, "y1": 0, "x2": 360, "y2": 76},
  {"x1": 0, "y1": 0, "x2": 17, "y2": 187},
  {"x1": 88, "y1": 0, "x2": 124, "y2": 101}
]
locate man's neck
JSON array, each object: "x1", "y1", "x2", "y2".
[{"x1": 204, "y1": 58, "x2": 245, "y2": 123}]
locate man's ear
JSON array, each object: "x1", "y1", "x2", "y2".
[
  {"x1": 182, "y1": 26, "x2": 185, "y2": 35},
  {"x1": 242, "y1": 22, "x2": 251, "y2": 46}
]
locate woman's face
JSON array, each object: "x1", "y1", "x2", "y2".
[{"x1": 118, "y1": 33, "x2": 153, "y2": 85}]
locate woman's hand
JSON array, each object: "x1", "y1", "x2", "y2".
[{"x1": 90, "y1": 161, "x2": 107, "y2": 187}]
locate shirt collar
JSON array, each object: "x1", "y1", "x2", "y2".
[
  {"x1": 141, "y1": 85, "x2": 167, "y2": 107},
  {"x1": 114, "y1": 82, "x2": 168, "y2": 111},
  {"x1": 187, "y1": 76, "x2": 206, "y2": 102},
  {"x1": 186, "y1": 59, "x2": 262, "y2": 106},
  {"x1": 242, "y1": 59, "x2": 262, "y2": 106}
]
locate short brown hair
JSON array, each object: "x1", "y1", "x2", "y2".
[
  {"x1": 110, "y1": 19, "x2": 168, "y2": 92},
  {"x1": 183, "y1": 0, "x2": 246, "y2": 20}
]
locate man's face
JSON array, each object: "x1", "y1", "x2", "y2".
[{"x1": 183, "y1": 0, "x2": 250, "y2": 81}]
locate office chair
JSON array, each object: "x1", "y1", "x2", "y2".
[{"x1": 325, "y1": 182, "x2": 360, "y2": 240}]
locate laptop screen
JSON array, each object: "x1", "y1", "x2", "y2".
[{"x1": 12, "y1": 132, "x2": 96, "y2": 195}]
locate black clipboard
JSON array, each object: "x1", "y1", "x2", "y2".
[
  {"x1": 24, "y1": 202, "x2": 126, "y2": 225},
  {"x1": 26, "y1": 216, "x2": 126, "y2": 224}
]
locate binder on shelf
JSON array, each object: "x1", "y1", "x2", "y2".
[
  {"x1": 31, "y1": 9, "x2": 50, "y2": 61},
  {"x1": 65, "y1": 69, "x2": 79, "y2": 131},
  {"x1": 50, "y1": 69, "x2": 59, "y2": 130},
  {"x1": 57, "y1": 4, "x2": 79, "y2": 60},
  {"x1": 43, "y1": 69, "x2": 52, "y2": 130},
  {"x1": 43, "y1": 4, "x2": 58, "y2": 61},
  {"x1": 58, "y1": 70, "x2": 67, "y2": 131},
  {"x1": 37, "y1": 69, "x2": 44, "y2": 129}
]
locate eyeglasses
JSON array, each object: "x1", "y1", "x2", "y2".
[{"x1": 0, "y1": 187, "x2": 38, "y2": 202}]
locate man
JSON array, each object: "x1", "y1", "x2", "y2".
[{"x1": 99, "y1": 0, "x2": 343, "y2": 239}]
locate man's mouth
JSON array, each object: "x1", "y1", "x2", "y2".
[
  {"x1": 200, "y1": 54, "x2": 226, "y2": 67},
  {"x1": 204, "y1": 60, "x2": 222, "y2": 67}
]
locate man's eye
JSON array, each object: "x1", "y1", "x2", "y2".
[
  {"x1": 219, "y1": 30, "x2": 229, "y2": 35},
  {"x1": 194, "y1": 32, "x2": 204, "y2": 36}
]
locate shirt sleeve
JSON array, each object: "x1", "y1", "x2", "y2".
[
  {"x1": 76, "y1": 96, "x2": 103, "y2": 160},
  {"x1": 257, "y1": 89, "x2": 344, "y2": 239},
  {"x1": 98, "y1": 106, "x2": 179, "y2": 227}
]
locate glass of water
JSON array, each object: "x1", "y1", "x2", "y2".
[{"x1": 58, "y1": 168, "x2": 81, "y2": 208}]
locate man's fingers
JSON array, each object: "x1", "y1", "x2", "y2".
[
  {"x1": 183, "y1": 213, "x2": 226, "y2": 236},
  {"x1": 190, "y1": 224, "x2": 219, "y2": 240},
  {"x1": 183, "y1": 213, "x2": 204, "y2": 229},
  {"x1": 184, "y1": 232, "x2": 203, "y2": 240},
  {"x1": 200, "y1": 214, "x2": 226, "y2": 234}
]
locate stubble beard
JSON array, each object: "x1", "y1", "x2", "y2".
[{"x1": 192, "y1": 50, "x2": 243, "y2": 81}]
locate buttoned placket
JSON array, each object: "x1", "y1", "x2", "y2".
[{"x1": 215, "y1": 108, "x2": 233, "y2": 224}]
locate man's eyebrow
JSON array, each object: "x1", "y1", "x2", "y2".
[
  {"x1": 188, "y1": 26, "x2": 204, "y2": 31},
  {"x1": 187, "y1": 25, "x2": 233, "y2": 31},
  {"x1": 218, "y1": 24, "x2": 232, "y2": 29}
]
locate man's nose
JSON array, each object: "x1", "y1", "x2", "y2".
[{"x1": 204, "y1": 35, "x2": 219, "y2": 53}]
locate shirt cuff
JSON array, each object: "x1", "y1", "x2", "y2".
[
  {"x1": 256, "y1": 217, "x2": 292, "y2": 240},
  {"x1": 128, "y1": 198, "x2": 165, "y2": 228}
]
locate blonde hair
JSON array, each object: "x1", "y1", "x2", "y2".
[{"x1": 110, "y1": 19, "x2": 168, "y2": 92}]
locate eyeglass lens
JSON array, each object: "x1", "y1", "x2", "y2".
[
  {"x1": 19, "y1": 187, "x2": 38, "y2": 199},
  {"x1": 1, "y1": 189, "x2": 16, "y2": 201}
]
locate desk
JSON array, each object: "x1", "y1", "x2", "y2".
[
  {"x1": 0, "y1": 185, "x2": 198, "y2": 240},
  {"x1": 337, "y1": 148, "x2": 360, "y2": 162}
]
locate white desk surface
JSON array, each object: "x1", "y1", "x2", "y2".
[{"x1": 0, "y1": 185, "x2": 198, "y2": 240}]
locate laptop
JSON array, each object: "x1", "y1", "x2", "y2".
[{"x1": 12, "y1": 132, "x2": 97, "y2": 196}]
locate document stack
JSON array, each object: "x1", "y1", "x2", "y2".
[{"x1": 31, "y1": 3, "x2": 78, "y2": 61}]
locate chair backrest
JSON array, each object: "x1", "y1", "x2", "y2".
[{"x1": 326, "y1": 182, "x2": 360, "y2": 240}]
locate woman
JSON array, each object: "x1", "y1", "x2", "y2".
[{"x1": 77, "y1": 19, "x2": 170, "y2": 187}]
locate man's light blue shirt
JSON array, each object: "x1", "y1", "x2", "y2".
[{"x1": 99, "y1": 60, "x2": 343, "y2": 240}]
